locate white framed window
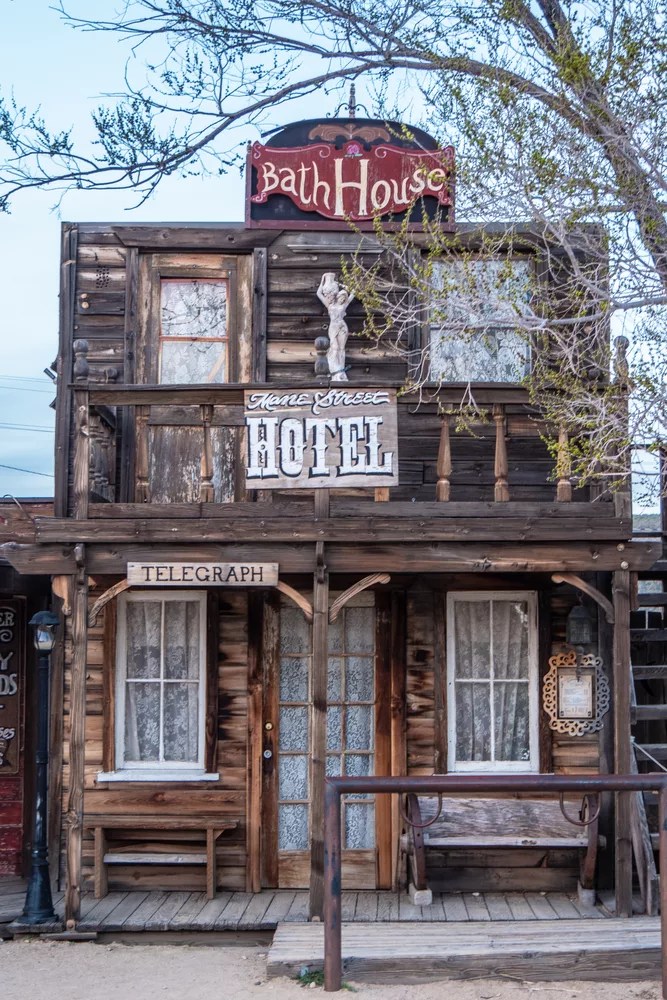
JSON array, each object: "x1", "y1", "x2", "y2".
[
  {"x1": 446, "y1": 591, "x2": 539, "y2": 772},
  {"x1": 100, "y1": 591, "x2": 216, "y2": 782},
  {"x1": 429, "y1": 258, "x2": 532, "y2": 383}
]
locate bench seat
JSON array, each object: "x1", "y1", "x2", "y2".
[
  {"x1": 405, "y1": 794, "x2": 604, "y2": 904},
  {"x1": 85, "y1": 814, "x2": 237, "y2": 900}
]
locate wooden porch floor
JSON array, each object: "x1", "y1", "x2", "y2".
[{"x1": 1, "y1": 881, "x2": 612, "y2": 934}]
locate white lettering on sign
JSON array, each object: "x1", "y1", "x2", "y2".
[
  {"x1": 127, "y1": 563, "x2": 279, "y2": 587},
  {"x1": 244, "y1": 388, "x2": 398, "y2": 490}
]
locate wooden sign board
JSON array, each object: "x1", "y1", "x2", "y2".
[
  {"x1": 127, "y1": 562, "x2": 279, "y2": 587},
  {"x1": 0, "y1": 601, "x2": 23, "y2": 776},
  {"x1": 244, "y1": 388, "x2": 399, "y2": 489}
]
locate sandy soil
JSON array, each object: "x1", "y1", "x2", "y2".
[{"x1": 0, "y1": 939, "x2": 662, "y2": 1000}]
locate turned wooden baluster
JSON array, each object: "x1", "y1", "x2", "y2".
[
  {"x1": 135, "y1": 405, "x2": 150, "y2": 503},
  {"x1": 556, "y1": 424, "x2": 573, "y2": 502},
  {"x1": 493, "y1": 404, "x2": 510, "y2": 502},
  {"x1": 200, "y1": 404, "x2": 215, "y2": 503},
  {"x1": 436, "y1": 413, "x2": 452, "y2": 501}
]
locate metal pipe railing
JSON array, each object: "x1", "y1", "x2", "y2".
[{"x1": 323, "y1": 774, "x2": 667, "y2": 994}]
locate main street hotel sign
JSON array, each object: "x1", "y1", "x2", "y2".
[
  {"x1": 247, "y1": 117, "x2": 454, "y2": 229},
  {"x1": 244, "y1": 388, "x2": 398, "y2": 489}
]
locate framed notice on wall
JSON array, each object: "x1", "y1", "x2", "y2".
[
  {"x1": 243, "y1": 387, "x2": 399, "y2": 489},
  {"x1": 0, "y1": 600, "x2": 24, "y2": 776}
]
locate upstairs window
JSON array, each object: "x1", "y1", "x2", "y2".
[
  {"x1": 159, "y1": 278, "x2": 229, "y2": 384},
  {"x1": 430, "y1": 258, "x2": 532, "y2": 383}
]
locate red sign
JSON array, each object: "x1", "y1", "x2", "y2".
[{"x1": 250, "y1": 140, "x2": 454, "y2": 222}]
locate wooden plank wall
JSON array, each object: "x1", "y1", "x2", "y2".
[{"x1": 59, "y1": 583, "x2": 250, "y2": 893}]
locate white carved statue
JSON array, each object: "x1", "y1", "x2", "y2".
[{"x1": 317, "y1": 272, "x2": 355, "y2": 382}]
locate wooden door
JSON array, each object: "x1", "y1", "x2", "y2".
[{"x1": 261, "y1": 591, "x2": 392, "y2": 888}]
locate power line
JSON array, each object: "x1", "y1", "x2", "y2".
[
  {"x1": 0, "y1": 374, "x2": 53, "y2": 384},
  {"x1": 0, "y1": 463, "x2": 53, "y2": 478},
  {"x1": 0, "y1": 423, "x2": 53, "y2": 433},
  {"x1": 0, "y1": 384, "x2": 54, "y2": 395}
]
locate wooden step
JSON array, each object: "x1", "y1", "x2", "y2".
[
  {"x1": 639, "y1": 561, "x2": 667, "y2": 577},
  {"x1": 631, "y1": 629, "x2": 667, "y2": 642},
  {"x1": 632, "y1": 664, "x2": 667, "y2": 679},
  {"x1": 267, "y1": 918, "x2": 662, "y2": 984},
  {"x1": 634, "y1": 743, "x2": 667, "y2": 762},
  {"x1": 633, "y1": 705, "x2": 667, "y2": 722},
  {"x1": 637, "y1": 593, "x2": 667, "y2": 606}
]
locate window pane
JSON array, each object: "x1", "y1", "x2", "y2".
[
  {"x1": 430, "y1": 259, "x2": 531, "y2": 383},
  {"x1": 344, "y1": 607, "x2": 374, "y2": 652},
  {"x1": 493, "y1": 601, "x2": 530, "y2": 680},
  {"x1": 346, "y1": 656, "x2": 373, "y2": 702},
  {"x1": 494, "y1": 682, "x2": 530, "y2": 761},
  {"x1": 163, "y1": 683, "x2": 199, "y2": 761},
  {"x1": 161, "y1": 280, "x2": 228, "y2": 339},
  {"x1": 327, "y1": 657, "x2": 343, "y2": 702},
  {"x1": 345, "y1": 802, "x2": 375, "y2": 849},
  {"x1": 280, "y1": 656, "x2": 309, "y2": 702},
  {"x1": 345, "y1": 705, "x2": 373, "y2": 751},
  {"x1": 454, "y1": 601, "x2": 490, "y2": 679},
  {"x1": 279, "y1": 707, "x2": 308, "y2": 751},
  {"x1": 455, "y1": 682, "x2": 491, "y2": 761},
  {"x1": 279, "y1": 804, "x2": 308, "y2": 850},
  {"x1": 159, "y1": 339, "x2": 227, "y2": 384},
  {"x1": 328, "y1": 616, "x2": 344, "y2": 653},
  {"x1": 124, "y1": 683, "x2": 160, "y2": 761},
  {"x1": 126, "y1": 602, "x2": 161, "y2": 679},
  {"x1": 327, "y1": 706, "x2": 342, "y2": 752},
  {"x1": 164, "y1": 601, "x2": 200, "y2": 680},
  {"x1": 280, "y1": 608, "x2": 310, "y2": 653},
  {"x1": 279, "y1": 754, "x2": 309, "y2": 801}
]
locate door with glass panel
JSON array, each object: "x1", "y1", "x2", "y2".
[{"x1": 270, "y1": 593, "x2": 384, "y2": 888}]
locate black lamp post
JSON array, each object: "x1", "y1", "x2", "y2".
[{"x1": 21, "y1": 610, "x2": 59, "y2": 925}]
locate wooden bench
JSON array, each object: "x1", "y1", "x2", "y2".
[
  {"x1": 404, "y1": 794, "x2": 604, "y2": 905},
  {"x1": 85, "y1": 815, "x2": 238, "y2": 900}
]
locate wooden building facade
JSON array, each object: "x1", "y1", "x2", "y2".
[{"x1": 1, "y1": 117, "x2": 661, "y2": 927}]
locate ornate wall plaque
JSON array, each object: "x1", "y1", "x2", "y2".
[{"x1": 543, "y1": 649, "x2": 610, "y2": 736}]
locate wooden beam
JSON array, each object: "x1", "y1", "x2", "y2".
[
  {"x1": 613, "y1": 568, "x2": 633, "y2": 919},
  {"x1": 329, "y1": 573, "x2": 390, "y2": 622},
  {"x1": 247, "y1": 593, "x2": 263, "y2": 893},
  {"x1": 64, "y1": 554, "x2": 89, "y2": 926},
  {"x1": 310, "y1": 497, "x2": 329, "y2": 919},
  {"x1": 55, "y1": 224, "x2": 78, "y2": 518},
  {"x1": 0, "y1": 543, "x2": 77, "y2": 575},
  {"x1": 276, "y1": 581, "x2": 313, "y2": 622},
  {"x1": 551, "y1": 573, "x2": 615, "y2": 624},
  {"x1": 87, "y1": 579, "x2": 131, "y2": 627}
]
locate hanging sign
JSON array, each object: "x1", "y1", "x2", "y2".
[
  {"x1": 127, "y1": 562, "x2": 279, "y2": 586},
  {"x1": 0, "y1": 602, "x2": 23, "y2": 776},
  {"x1": 244, "y1": 387, "x2": 399, "y2": 489},
  {"x1": 249, "y1": 140, "x2": 454, "y2": 223}
]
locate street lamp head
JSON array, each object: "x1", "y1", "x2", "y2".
[{"x1": 28, "y1": 610, "x2": 60, "y2": 652}]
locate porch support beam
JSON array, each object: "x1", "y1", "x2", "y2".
[
  {"x1": 613, "y1": 568, "x2": 633, "y2": 918},
  {"x1": 64, "y1": 548, "x2": 89, "y2": 926},
  {"x1": 310, "y1": 495, "x2": 329, "y2": 920}
]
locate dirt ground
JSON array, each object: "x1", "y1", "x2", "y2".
[{"x1": 1, "y1": 938, "x2": 662, "y2": 1000}]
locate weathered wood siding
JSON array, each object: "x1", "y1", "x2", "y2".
[{"x1": 60, "y1": 582, "x2": 250, "y2": 892}]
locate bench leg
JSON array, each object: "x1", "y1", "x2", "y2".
[
  {"x1": 206, "y1": 829, "x2": 217, "y2": 900},
  {"x1": 94, "y1": 828, "x2": 108, "y2": 899}
]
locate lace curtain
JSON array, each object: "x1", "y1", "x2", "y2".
[
  {"x1": 124, "y1": 599, "x2": 201, "y2": 764},
  {"x1": 453, "y1": 598, "x2": 530, "y2": 765}
]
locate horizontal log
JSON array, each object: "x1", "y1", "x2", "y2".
[
  {"x1": 0, "y1": 542, "x2": 76, "y2": 574},
  {"x1": 636, "y1": 593, "x2": 667, "y2": 605},
  {"x1": 633, "y1": 706, "x2": 667, "y2": 721},
  {"x1": 631, "y1": 629, "x2": 667, "y2": 642},
  {"x1": 632, "y1": 665, "x2": 667, "y2": 679},
  {"x1": 35, "y1": 513, "x2": 633, "y2": 544}
]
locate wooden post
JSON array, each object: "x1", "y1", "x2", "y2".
[
  {"x1": 436, "y1": 414, "x2": 452, "y2": 502},
  {"x1": 613, "y1": 336, "x2": 632, "y2": 519},
  {"x1": 613, "y1": 567, "x2": 633, "y2": 918},
  {"x1": 200, "y1": 404, "x2": 215, "y2": 503},
  {"x1": 310, "y1": 493, "x2": 329, "y2": 919},
  {"x1": 72, "y1": 341, "x2": 90, "y2": 520},
  {"x1": 64, "y1": 552, "x2": 88, "y2": 926},
  {"x1": 135, "y1": 405, "x2": 150, "y2": 503},
  {"x1": 556, "y1": 425, "x2": 573, "y2": 502},
  {"x1": 493, "y1": 404, "x2": 510, "y2": 502}
]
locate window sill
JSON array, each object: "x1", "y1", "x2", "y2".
[{"x1": 96, "y1": 770, "x2": 220, "y2": 783}]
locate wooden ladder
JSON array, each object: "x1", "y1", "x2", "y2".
[{"x1": 630, "y1": 559, "x2": 667, "y2": 915}]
